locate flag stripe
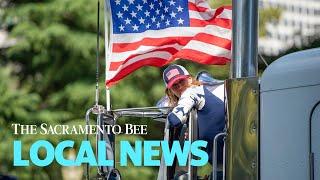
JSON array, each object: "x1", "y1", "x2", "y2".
[
  {"x1": 217, "y1": 9, "x2": 232, "y2": 19},
  {"x1": 112, "y1": 25, "x2": 231, "y2": 44},
  {"x1": 182, "y1": 40, "x2": 231, "y2": 58},
  {"x1": 188, "y1": 0, "x2": 211, "y2": 10},
  {"x1": 112, "y1": 44, "x2": 184, "y2": 62},
  {"x1": 113, "y1": 37, "x2": 191, "y2": 52},
  {"x1": 110, "y1": 47, "x2": 180, "y2": 69},
  {"x1": 192, "y1": 33, "x2": 232, "y2": 50},
  {"x1": 108, "y1": 48, "x2": 231, "y2": 87},
  {"x1": 112, "y1": 27, "x2": 198, "y2": 43},
  {"x1": 110, "y1": 51, "x2": 173, "y2": 71},
  {"x1": 110, "y1": 35, "x2": 231, "y2": 71},
  {"x1": 188, "y1": 2, "x2": 209, "y2": 12},
  {"x1": 174, "y1": 49, "x2": 231, "y2": 65},
  {"x1": 190, "y1": 18, "x2": 232, "y2": 28},
  {"x1": 224, "y1": 6, "x2": 232, "y2": 10},
  {"x1": 107, "y1": 58, "x2": 169, "y2": 87},
  {"x1": 189, "y1": 10, "x2": 214, "y2": 20}
]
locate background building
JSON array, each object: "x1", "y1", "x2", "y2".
[{"x1": 259, "y1": 0, "x2": 320, "y2": 56}]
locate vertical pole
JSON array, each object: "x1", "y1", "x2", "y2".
[
  {"x1": 97, "y1": 113, "x2": 106, "y2": 175},
  {"x1": 104, "y1": 0, "x2": 112, "y2": 111},
  {"x1": 104, "y1": 0, "x2": 114, "y2": 173},
  {"x1": 85, "y1": 108, "x2": 93, "y2": 180},
  {"x1": 188, "y1": 109, "x2": 197, "y2": 180},
  {"x1": 95, "y1": 0, "x2": 101, "y2": 106},
  {"x1": 106, "y1": 88, "x2": 111, "y2": 111},
  {"x1": 226, "y1": 1, "x2": 259, "y2": 180},
  {"x1": 231, "y1": 0, "x2": 258, "y2": 78}
]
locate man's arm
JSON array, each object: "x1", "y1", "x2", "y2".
[{"x1": 167, "y1": 86, "x2": 205, "y2": 127}]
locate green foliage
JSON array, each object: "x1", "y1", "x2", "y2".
[
  {"x1": 209, "y1": 0, "x2": 232, "y2": 8},
  {"x1": 1, "y1": 0, "x2": 102, "y2": 178},
  {"x1": 0, "y1": 65, "x2": 40, "y2": 124},
  {"x1": 4, "y1": 0, "x2": 99, "y2": 95},
  {"x1": 259, "y1": 8, "x2": 282, "y2": 37},
  {"x1": 0, "y1": 65, "x2": 61, "y2": 179}
]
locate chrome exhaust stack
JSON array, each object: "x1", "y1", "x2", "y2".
[{"x1": 225, "y1": 0, "x2": 259, "y2": 180}]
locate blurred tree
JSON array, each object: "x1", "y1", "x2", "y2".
[
  {"x1": 259, "y1": 7, "x2": 282, "y2": 37},
  {"x1": 0, "y1": 64, "x2": 66, "y2": 179},
  {"x1": 210, "y1": 0, "x2": 232, "y2": 8},
  {"x1": 1, "y1": 0, "x2": 162, "y2": 179},
  {"x1": 3, "y1": 0, "x2": 98, "y2": 95},
  {"x1": 1, "y1": 0, "x2": 103, "y2": 179}
]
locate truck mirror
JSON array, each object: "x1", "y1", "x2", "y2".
[
  {"x1": 196, "y1": 71, "x2": 224, "y2": 86},
  {"x1": 156, "y1": 96, "x2": 170, "y2": 108}
]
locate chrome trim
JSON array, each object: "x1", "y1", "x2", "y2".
[
  {"x1": 213, "y1": 132, "x2": 227, "y2": 180},
  {"x1": 85, "y1": 108, "x2": 93, "y2": 180},
  {"x1": 225, "y1": 77, "x2": 259, "y2": 180},
  {"x1": 188, "y1": 109, "x2": 198, "y2": 180},
  {"x1": 231, "y1": 0, "x2": 258, "y2": 78}
]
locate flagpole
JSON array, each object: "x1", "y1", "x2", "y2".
[
  {"x1": 95, "y1": 0, "x2": 101, "y2": 107},
  {"x1": 104, "y1": 0, "x2": 115, "y2": 174},
  {"x1": 104, "y1": 0, "x2": 111, "y2": 111}
]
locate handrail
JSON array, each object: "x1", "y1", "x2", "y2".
[
  {"x1": 86, "y1": 106, "x2": 171, "y2": 179},
  {"x1": 113, "y1": 106, "x2": 171, "y2": 112},
  {"x1": 85, "y1": 105, "x2": 116, "y2": 179},
  {"x1": 85, "y1": 108, "x2": 93, "y2": 180},
  {"x1": 213, "y1": 132, "x2": 227, "y2": 180},
  {"x1": 188, "y1": 109, "x2": 198, "y2": 180},
  {"x1": 97, "y1": 112, "x2": 108, "y2": 176},
  {"x1": 112, "y1": 107, "x2": 170, "y2": 122}
]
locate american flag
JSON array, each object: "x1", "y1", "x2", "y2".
[{"x1": 106, "y1": 0, "x2": 232, "y2": 87}]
